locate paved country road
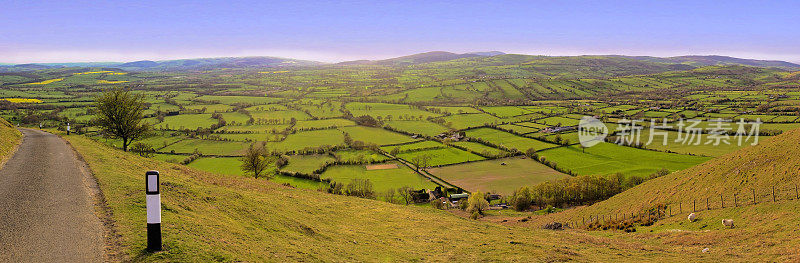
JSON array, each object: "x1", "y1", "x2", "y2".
[{"x1": 0, "y1": 129, "x2": 104, "y2": 262}]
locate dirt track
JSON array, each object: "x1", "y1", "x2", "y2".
[{"x1": 0, "y1": 129, "x2": 104, "y2": 262}]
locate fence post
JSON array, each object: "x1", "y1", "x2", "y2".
[
  {"x1": 693, "y1": 199, "x2": 696, "y2": 212},
  {"x1": 796, "y1": 184, "x2": 798, "y2": 200},
  {"x1": 773, "y1": 186, "x2": 776, "y2": 202},
  {"x1": 734, "y1": 193, "x2": 737, "y2": 207},
  {"x1": 706, "y1": 198, "x2": 709, "y2": 210},
  {"x1": 720, "y1": 195, "x2": 724, "y2": 208},
  {"x1": 753, "y1": 188, "x2": 756, "y2": 204},
  {"x1": 145, "y1": 171, "x2": 162, "y2": 252}
]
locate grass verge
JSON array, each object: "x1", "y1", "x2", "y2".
[{"x1": 0, "y1": 118, "x2": 23, "y2": 168}]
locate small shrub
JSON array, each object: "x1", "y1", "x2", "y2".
[
  {"x1": 470, "y1": 211, "x2": 480, "y2": 220},
  {"x1": 130, "y1": 142, "x2": 154, "y2": 158},
  {"x1": 466, "y1": 191, "x2": 489, "y2": 215},
  {"x1": 430, "y1": 199, "x2": 447, "y2": 210}
]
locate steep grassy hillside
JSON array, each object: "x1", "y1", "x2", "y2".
[
  {"x1": 496, "y1": 128, "x2": 800, "y2": 261},
  {"x1": 0, "y1": 117, "x2": 22, "y2": 167},
  {"x1": 62, "y1": 133, "x2": 720, "y2": 262},
  {"x1": 532, "y1": 128, "x2": 800, "y2": 219}
]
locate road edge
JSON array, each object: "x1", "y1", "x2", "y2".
[
  {"x1": 59, "y1": 133, "x2": 127, "y2": 262},
  {"x1": 0, "y1": 128, "x2": 23, "y2": 171}
]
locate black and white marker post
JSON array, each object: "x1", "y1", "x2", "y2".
[{"x1": 145, "y1": 170, "x2": 162, "y2": 251}]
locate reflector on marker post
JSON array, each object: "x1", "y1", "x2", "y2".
[{"x1": 145, "y1": 171, "x2": 162, "y2": 251}]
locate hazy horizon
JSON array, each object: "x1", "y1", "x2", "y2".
[
  {"x1": 3, "y1": 51, "x2": 800, "y2": 65},
  {"x1": 3, "y1": 0, "x2": 800, "y2": 64}
]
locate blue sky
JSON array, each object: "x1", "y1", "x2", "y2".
[{"x1": 2, "y1": 0, "x2": 799, "y2": 63}]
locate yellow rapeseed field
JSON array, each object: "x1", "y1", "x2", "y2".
[
  {"x1": 97, "y1": 80, "x2": 129, "y2": 84},
  {"x1": 27, "y1": 78, "x2": 63, "y2": 85},
  {"x1": 0, "y1": 98, "x2": 43, "y2": 103},
  {"x1": 73, "y1": 71, "x2": 114, "y2": 75}
]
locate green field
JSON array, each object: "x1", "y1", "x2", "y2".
[
  {"x1": 634, "y1": 128, "x2": 768, "y2": 157},
  {"x1": 346, "y1": 102, "x2": 439, "y2": 119},
  {"x1": 497, "y1": 124, "x2": 540, "y2": 134},
  {"x1": 334, "y1": 149, "x2": 390, "y2": 163},
  {"x1": 537, "y1": 142, "x2": 711, "y2": 177},
  {"x1": 320, "y1": 162, "x2": 437, "y2": 193},
  {"x1": 465, "y1": 127, "x2": 559, "y2": 151},
  {"x1": 480, "y1": 106, "x2": 533, "y2": 118},
  {"x1": 156, "y1": 114, "x2": 218, "y2": 130},
  {"x1": 428, "y1": 157, "x2": 570, "y2": 195},
  {"x1": 294, "y1": 118, "x2": 355, "y2": 129},
  {"x1": 184, "y1": 104, "x2": 233, "y2": 113},
  {"x1": 536, "y1": 116, "x2": 581, "y2": 126},
  {"x1": 217, "y1": 124, "x2": 291, "y2": 133},
  {"x1": 440, "y1": 113, "x2": 501, "y2": 130},
  {"x1": 161, "y1": 139, "x2": 248, "y2": 155},
  {"x1": 384, "y1": 120, "x2": 450, "y2": 136},
  {"x1": 381, "y1": 140, "x2": 445, "y2": 153},
  {"x1": 339, "y1": 126, "x2": 418, "y2": 145},
  {"x1": 451, "y1": 141, "x2": 509, "y2": 157},
  {"x1": 396, "y1": 146, "x2": 485, "y2": 166},
  {"x1": 282, "y1": 154, "x2": 335, "y2": 174},
  {"x1": 264, "y1": 129, "x2": 346, "y2": 152}
]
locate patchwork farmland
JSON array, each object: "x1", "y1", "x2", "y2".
[{"x1": 3, "y1": 60, "x2": 800, "y2": 202}]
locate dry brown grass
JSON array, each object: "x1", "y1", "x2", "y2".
[{"x1": 365, "y1": 163, "x2": 398, "y2": 170}]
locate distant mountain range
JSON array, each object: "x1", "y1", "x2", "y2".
[
  {"x1": 617, "y1": 55, "x2": 800, "y2": 69},
  {"x1": 0, "y1": 57, "x2": 322, "y2": 72},
  {"x1": 1, "y1": 52, "x2": 797, "y2": 72},
  {"x1": 337, "y1": 51, "x2": 506, "y2": 66}
]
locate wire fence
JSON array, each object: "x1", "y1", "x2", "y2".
[{"x1": 557, "y1": 183, "x2": 800, "y2": 229}]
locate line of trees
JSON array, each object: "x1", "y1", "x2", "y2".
[{"x1": 507, "y1": 169, "x2": 670, "y2": 211}]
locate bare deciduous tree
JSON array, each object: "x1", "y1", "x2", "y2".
[
  {"x1": 241, "y1": 144, "x2": 272, "y2": 179},
  {"x1": 93, "y1": 88, "x2": 150, "y2": 151}
]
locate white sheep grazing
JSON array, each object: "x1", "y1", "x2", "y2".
[
  {"x1": 722, "y1": 219, "x2": 734, "y2": 228},
  {"x1": 687, "y1": 213, "x2": 697, "y2": 222}
]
